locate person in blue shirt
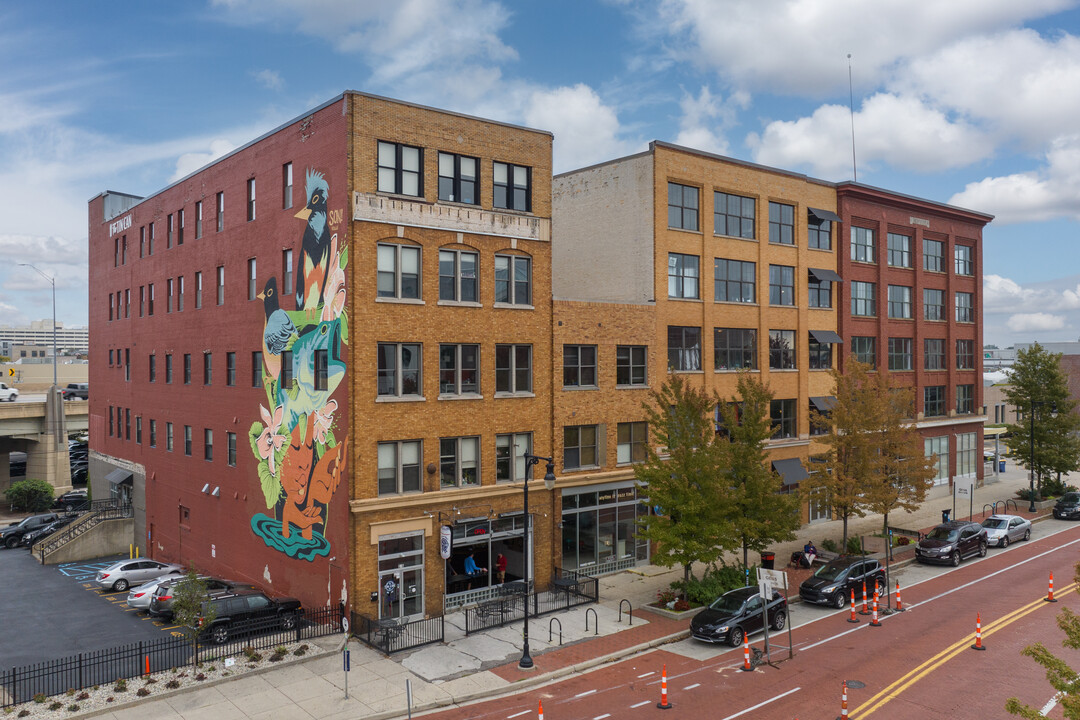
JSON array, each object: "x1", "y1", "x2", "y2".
[{"x1": 464, "y1": 551, "x2": 487, "y2": 589}]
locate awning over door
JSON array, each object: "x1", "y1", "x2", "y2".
[
  {"x1": 105, "y1": 468, "x2": 133, "y2": 487},
  {"x1": 808, "y1": 207, "x2": 842, "y2": 223},
  {"x1": 810, "y1": 329, "x2": 844, "y2": 344},
  {"x1": 772, "y1": 458, "x2": 809, "y2": 487}
]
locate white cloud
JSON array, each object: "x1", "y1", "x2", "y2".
[
  {"x1": 672, "y1": 86, "x2": 746, "y2": 155},
  {"x1": 984, "y1": 273, "x2": 1080, "y2": 313},
  {"x1": 171, "y1": 139, "x2": 238, "y2": 182},
  {"x1": 524, "y1": 84, "x2": 636, "y2": 173},
  {"x1": 252, "y1": 69, "x2": 284, "y2": 91},
  {"x1": 1007, "y1": 312, "x2": 1066, "y2": 332}
]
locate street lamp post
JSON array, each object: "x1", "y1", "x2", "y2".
[
  {"x1": 18, "y1": 263, "x2": 58, "y2": 388},
  {"x1": 1028, "y1": 399, "x2": 1058, "y2": 513},
  {"x1": 519, "y1": 452, "x2": 556, "y2": 670}
]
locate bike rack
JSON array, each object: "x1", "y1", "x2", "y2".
[
  {"x1": 982, "y1": 502, "x2": 995, "y2": 518},
  {"x1": 618, "y1": 599, "x2": 632, "y2": 626},
  {"x1": 585, "y1": 607, "x2": 598, "y2": 635},
  {"x1": 548, "y1": 617, "x2": 562, "y2": 645},
  {"x1": 1003, "y1": 498, "x2": 1019, "y2": 514}
]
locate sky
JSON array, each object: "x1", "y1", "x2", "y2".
[{"x1": 2, "y1": 0, "x2": 1080, "y2": 349}]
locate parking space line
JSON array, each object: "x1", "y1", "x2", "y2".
[{"x1": 630, "y1": 701, "x2": 651, "y2": 709}]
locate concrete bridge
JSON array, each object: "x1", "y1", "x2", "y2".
[{"x1": 0, "y1": 389, "x2": 88, "y2": 496}]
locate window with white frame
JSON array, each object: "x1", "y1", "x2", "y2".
[
  {"x1": 438, "y1": 152, "x2": 478, "y2": 205},
  {"x1": 440, "y1": 437, "x2": 480, "y2": 488},
  {"x1": 378, "y1": 141, "x2": 422, "y2": 197},
  {"x1": 956, "y1": 339, "x2": 975, "y2": 369},
  {"x1": 563, "y1": 425, "x2": 598, "y2": 470},
  {"x1": 956, "y1": 432, "x2": 977, "y2": 476},
  {"x1": 282, "y1": 250, "x2": 294, "y2": 296},
  {"x1": 924, "y1": 338, "x2": 946, "y2": 370},
  {"x1": 195, "y1": 201, "x2": 203, "y2": 238},
  {"x1": 216, "y1": 192, "x2": 224, "y2": 232},
  {"x1": 668, "y1": 253, "x2": 700, "y2": 299},
  {"x1": 888, "y1": 285, "x2": 912, "y2": 319},
  {"x1": 216, "y1": 265, "x2": 224, "y2": 305},
  {"x1": 887, "y1": 232, "x2": 912, "y2": 268},
  {"x1": 955, "y1": 245, "x2": 974, "y2": 276},
  {"x1": 439, "y1": 344, "x2": 479, "y2": 395},
  {"x1": 851, "y1": 226, "x2": 875, "y2": 263},
  {"x1": 377, "y1": 244, "x2": 421, "y2": 300},
  {"x1": 957, "y1": 384, "x2": 974, "y2": 415},
  {"x1": 439, "y1": 249, "x2": 478, "y2": 302},
  {"x1": 378, "y1": 343, "x2": 422, "y2": 398},
  {"x1": 247, "y1": 258, "x2": 257, "y2": 301},
  {"x1": 495, "y1": 344, "x2": 532, "y2": 393},
  {"x1": 925, "y1": 436, "x2": 949, "y2": 485},
  {"x1": 283, "y1": 162, "x2": 293, "y2": 210},
  {"x1": 495, "y1": 254, "x2": 531, "y2": 305},
  {"x1": 563, "y1": 345, "x2": 597, "y2": 388},
  {"x1": 247, "y1": 178, "x2": 256, "y2": 221},
  {"x1": 378, "y1": 440, "x2": 422, "y2": 495},
  {"x1": 850, "y1": 281, "x2": 876, "y2": 316},
  {"x1": 923, "y1": 238, "x2": 944, "y2": 272},
  {"x1": 496, "y1": 433, "x2": 531, "y2": 483},
  {"x1": 956, "y1": 292, "x2": 974, "y2": 323},
  {"x1": 924, "y1": 288, "x2": 945, "y2": 321},
  {"x1": 617, "y1": 421, "x2": 647, "y2": 464}
]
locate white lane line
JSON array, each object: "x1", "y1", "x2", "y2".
[
  {"x1": 630, "y1": 701, "x2": 651, "y2": 708},
  {"x1": 720, "y1": 687, "x2": 801, "y2": 720},
  {"x1": 507, "y1": 711, "x2": 530, "y2": 719},
  {"x1": 594, "y1": 714, "x2": 611, "y2": 719},
  {"x1": 575, "y1": 689, "x2": 597, "y2": 698},
  {"x1": 684, "y1": 683, "x2": 701, "y2": 690},
  {"x1": 636, "y1": 671, "x2": 655, "y2": 678}
]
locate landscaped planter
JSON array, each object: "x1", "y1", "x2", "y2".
[{"x1": 641, "y1": 603, "x2": 708, "y2": 620}]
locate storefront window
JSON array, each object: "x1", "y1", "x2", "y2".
[
  {"x1": 445, "y1": 515, "x2": 529, "y2": 598},
  {"x1": 561, "y1": 483, "x2": 648, "y2": 574}
]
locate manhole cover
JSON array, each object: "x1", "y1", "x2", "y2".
[{"x1": 845, "y1": 680, "x2": 866, "y2": 689}]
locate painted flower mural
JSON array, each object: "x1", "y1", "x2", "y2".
[{"x1": 249, "y1": 169, "x2": 348, "y2": 561}]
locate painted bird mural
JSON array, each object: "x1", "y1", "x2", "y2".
[
  {"x1": 258, "y1": 276, "x2": 297, "y2": 383},
  {"x1": 275, "y1": 317, "x2": 345, "y2": 430},
  {"x1": 295, "y1": 170, "x2": 331, "y2": 315}
]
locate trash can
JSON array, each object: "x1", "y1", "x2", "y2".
[
  {"x1": 941, "y1": 509, "x2": 951, "y2": 523},
  {"x1": 760, "y1": 552, "x2": 775, "y2": 570},
  {"x1": 999, "y1": 460, "x2": 1006, "y2": 473}
]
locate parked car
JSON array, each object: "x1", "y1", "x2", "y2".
[
  {"x1": 1053, "y1": 492, "x2": 1080, "y2": 520},
  {"x1": 1, "y1": 513, "x2": 60, "y2": 548},
  {"x1": 980, "y1": 514, "x2": 1032, "y2": 547},
  {"x1": 915, "y1": 520, "x2": 987, "y2": 566},
  {"x1": 70, "y1": 466, "x2": 88, "y2": 485},
  {"x1": 52, "y1": 489, "x2": 88, "y2": 512},
  {"x1": 690, "y1": 586, "x2": 787, "y2": 646},
  {"x1": 148, "y1": 576, "x2": 257, "y2": 619},
  {"x1": 19, "y1": 516, "x2": 76, "y2": 547},
  {"x1": 0, "y1": 382, "x2": 18, "y2": 402},
  {"x1": 94, "y1": 559, "x2": 183, "y2": 592},
  {"x1": 799, "y1": 556, "x2": 886, "y2": 609},
  {"x1": 198, "y1": 589, "x2": 303, "y2": 644},
  {"x1": 126, "y1": 576, "x2": 187, "y2": 611},
  {"x1": 61, "y1": 383, "x2": 88, "y2": 400}
]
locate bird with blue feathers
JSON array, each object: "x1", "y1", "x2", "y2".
[{"x1": 257, "y1": 276, "x2": 297, "y2": 383}]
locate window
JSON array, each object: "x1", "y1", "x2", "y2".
[
  {"x1": 887, "y1": 285, "x2": 912, "y2": 319},
  {"x1": 227, "y1": 432, "x2": 237, "y2": 466},
  {"x1": 204, "y1": 429, "x2": 213, "y2": 461},
  {"x1": 714, "y1": 191, "x2": 755, "y2": 238},
  {"x1": 770, "y1": 399, "x2": 796, "y2": 439},
  {"x1": 148, "y1": 283, "x2": 155, "y2": 316},
  {"x1": 167, "y1": 213, "x2": 174, "y2": 248},
  {"x1": 924, "y1": 338, "x2": 946, "y2": 370},
  {"x1": 378, "y1": 440, "x2": 422, "y2": 495},
  {"x1": 166, "y1": 422, "x2": 173, "y2": 452},
  {"x1": 493, "y1": 161, "x2": 530, "y2": 211},
  {"x1": 124, "y1": 289, "x2": 130, "y2": 318},
  {"x1": 888, "y1": 338, "x2": 913, "y2": 371},
  {"x1": 203, "y1": 353, "x2": 212, "y2": 385},
  {"x1": 714, "y1": 328, "x2": 757, "y2": 370},
  {"x1": 138, "y1": 286, "x2": 144, "y2": 317},
  {"x1": 177, "y1": 209, "x2": 184, "y2": 245},
  {"x1": 924, "y1": 386, "x2": 946, "y2": 417},
  {"x1": 148, "y1": 222, "x2": 155, "y2": 255},
  {"x1": 314, "y1": 349, "x2": 328, "y2": 391},
  {"x1": 924, "y1": 288, "x2": 945, "y2": 321},
  {"x1": 149, "y1": 419, "x2": 156, "y2": 448},
  {"x1": 667, "y1": 326, "x2": 701, "y2": 371},
  {"x1": 957, "y1": 384, "x2": 974, "y2": 415},
  {"x1": 807, "y1": 273, "x2": 832, "y2": 309},
  {"x1": 378, "y1": 244, "x2": 421, "y2": 300},
  {"x1": 114, "y1": 237, "x2": 120, "y2": 267},
  {"x1": 195, "y1": 271, "x2": 203, "y2": 309},
  {"x1": 769, "y1": 265, "x2": 794, "y2": 306},
  {"x1": 167, "y1": 278, "x2": 174, "y2": 313},
  {"x1": 178, "y1": 276, "x2": 185, "y2": 311},
  {"x1": 439, "y1": 344, "x2": 479, "y2": 395},
  {"x1": 617, "y1": 422, "x2": 647, "y2": 464},
  {"x1": 957, "y1": 432, "x2": 977, "y2": 476},
  {"x1": 496, "y1": 433, "x2": 531, "y2": 482},
  {"x1": 247, "y1": 258, "x2": 257, "y2": 301},
  {"x1": 439, "y1": 249, "x2": 478, "y2": 302},
  {"x1": 216, "y1": 192, "x2": 224, "y2": 232},
  {"x1": 714, "y1": 259, "x2": 755, "y2": 303},
  {"x1": 564, "y1": 425, "x2": 598, "y2": 470},
  {"x1": 165, "y1": 354, "x2": 173, "y2": 384},
  {"x1": 667, "y1": 182, "x2": 699, "y2": 231},
  {"x1": 956, "y1": 339, "x2": 975, "y2": 369},
  {"x1": 183, "y1": 354, "x2": 191, "y2": 384},
  {"x1": 887, "y1": 233, "x2": 912, "y2": 268},
  {"x1": 926, "y1": 436, "x2": 949, "y2": 484},
  {"x1": 808, "y1": 337, "x2": 833, "y2": 370},
  {"x1": 123, "y1": 410, "x2": 130, "y2": 439},
  {"x1": 378, "y1": 141, "x2": 423, "y2": 197},
  {"x1": 769, "y1": 202, "x2": 794, "y2": 245},
  {"x1": 807, "y1": 211, "x2": 832, "y2": 250},
  {"x1": 769, "y1": 329, "x2": 796, "y2": 369},
  {"x1": 226, "y1": 352, "x2": 236, "y2": 386},
  {"x1": 563, "y1": 345, "x2": 597, "y2": 387},
  {"x1": 668, "y1": 253, "x2": 700, "y2": 299},
  {"x1": 109, "y1": 408, "x2": 114, "y2": 436},
  {"x1": 809, "y1": 402, "x2": 830, "y2": 436},
  {"x1": 122, "y1": 235, "x2": 127, "y2": 264},
  {"x1": 851, "y1": 226, "x2": 875, "y2": 263},
  {"x1": 281, "y1": 351, "x2": 293, "y2": 388},
  {"x1": 616, "y1": 345, "x2": 647, "y2": 386},
  {"x1": 283, "y1": 162, "x2": 293, "y2": 209},
  {"x1": 195, "y1": 201, "x2": 203, "y2": 238},
  {"x1": 378, "y1": 343, "x2": 422, "y2": 397},
  {"x1": 109, "y1": 294, "x2": 114, "y2": 321},
  {"x1": 496, "y1": 344, "x2": 532, "y2": 393},
  {"x1": 495, "y1": 254, "x2": 531, "y2": 305},
  {"x1": 955, "y1": 245, "x2": 974, "y2": 276},
  {"x1": 923, "y1": 238, "x2": 944, "y2": 272},
  {"x1": 247, "y1": 178, "x2": 256, "y2": 221},
  {"x1": 216, "y1": 266, "x2": 224, "y2": 305},
  {"x1": 956, "y1": 292, "x2": 974, "y2": 323},
  {"x1": 252, "y1": 351, "x2": 263, "y2": 387},
  {"x1": 438, "y1": 152, "x2": 478, "y2": 204},
  {"x1": 139, "y1": 227, "x2": 145, "y2": 258},
  {"x1": 136, "y1": 416, "x2": 142, "y2": 444},
  {"x1": 440, "y1": 437, "x2": 480, "y2": 488},
  {"x1": 282, "y1": 250, "x2": 294, "y2": 296},
  {"x1": 184, "y1": 425, "x2": 192, "y2": 456},
  {"x1": 125, "y1": 349, "x2": 130, "y2": 382}
]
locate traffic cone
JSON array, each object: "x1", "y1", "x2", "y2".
[
  {"x1": 895, "y1": 581, "x2": 904, "y2": 612},
  {"x1": 742, "y1": 634, "x2": 753, "y2": 671},
  {"x1": 657, "y1": 663, "x2": 672, "y2": 709},
  {"x1": 870, "y1": 589, "x2": 881, "y2": 627},
  {"x1": 1046, "y1": 572, "x2": 1057, "y2": 603},
  {"x1": 848, "y1": 588, "x2": 859, "y2": 623},
  {"x1": 971, "y1": 612, "x2": 985, "y2": 651},
  {"x1": 859, "y1": 581, "x2": 869, "y2": 615},
  {"x1": 538, "y1": 699, "x2": 544, "y2": 720},
  {"x1": 840, "y1": 680, "x2": 849, "y2": 719}
]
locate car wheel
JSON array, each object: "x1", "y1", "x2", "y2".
[
  {"x1": 978, "y1": 541, "x2": 987, "y2": 558},
  {"x1": 727, "y1": 626, "x2": 744, "y2": 647},
  {"x1": 4, "y1": 535, "x2": 19, "y2": 549},
  {"x1": 112, "y1": 578, "x2": 129, "y2": 592},
  {"x1": 833, "y1": 591, "x2": 847, "y2": 609},
  {"x1": 950, "y1": 551, "x2": 961, "y2": 567},
  {"x1": 771, "y1": 610, "x2": 787, "y2": 631},
  {"x1": 281, "y1": 612, "x2": 298, "y2": 631},
  {"x1": 1001, "y1": 536, "x2": 1009, "y2": 548},
  {"x1": 212, "y1": 624, "x2": 229, "y2": 644},
  {"x1": 1023, "y1": 529, "x2": 1031, "y2": 541}
]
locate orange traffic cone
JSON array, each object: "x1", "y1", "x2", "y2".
[
  {"x1": 847, "y1": 589, "x2": 858, "y2": 623},
  {"x1": 1046, "y1": 572, "x2": 1057, "y2": 603},
  {"x1": 841, "y1": 680, "x2": 849, "y2": 719},
  {"x1": 859, "y1": 581, "x2": 869, "y2": 615},
  {"x1": 971, "y1": 612, "x2": 985, "y2": 651},
  {"x1": 538, "y1": 699, "x2": 544, "y2": 720},
  {"x1": 657, "y1": 663, "x2": 672, "y2": 709},
  {"x1": 870, "y1": 589, "x2": 882, "y2": 627},
  {"x1": 742, "y1": 634, "x2": 753, "y2": 672},
  {"x1": 895, "y1": 581, "x2": 904, "y2": 612}
]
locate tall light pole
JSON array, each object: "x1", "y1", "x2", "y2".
[
  {"x1": 18, "y1": 263, "x2": 57, "y2": 388},
  {"x1": 1028, "y1": 399, "x2": 1058, "y2": 512},
  {"x1": 519, "y1": 452, "x2": 556, "y2": 670}
]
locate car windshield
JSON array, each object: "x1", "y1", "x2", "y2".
[
  {"x1": 926, "y1": 527, "x2": 959, "y2": 541},
  {"x1": 812, "y1": 563, "x2": 849, "y2": 582},
  {"x1": 981, "y1": 518, "x2": 1007, "y2": 529},
  {"x1": 708, "y1": 594, "x2": 747, "y2": 614},
  {"x1": 1062, "y1": 493, "x2": 1080, "y2": 504}
]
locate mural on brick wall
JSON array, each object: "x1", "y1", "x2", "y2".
[{"x1": 249, "y1": 169, "x2": 348, "y2": 560}]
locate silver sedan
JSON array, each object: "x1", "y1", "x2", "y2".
[
  {"x1": 95, "y1": 559, "x2": 183, "y2": 592},
  {"x1": 980, "y1": 514, "x2": 1032, "y2": 548},
  {"x1": 125, "y1": 576, "x2": 182, "y2": 611}
]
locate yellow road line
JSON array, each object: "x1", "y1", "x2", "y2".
[{"x1": 851, "y1": 584, "x2": 1077, "y2": 718}]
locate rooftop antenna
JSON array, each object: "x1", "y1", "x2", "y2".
[{"x1": 848, "y1": 53, "x2": 858, "y2": 182}]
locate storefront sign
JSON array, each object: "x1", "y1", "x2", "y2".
[{"x1": 439, "y1": 525, "x2": 452, "y2": 559}]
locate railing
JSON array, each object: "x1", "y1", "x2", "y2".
[
  {"x1": 351, "y1": 613, "x2": 444, "y2": 655},
  {"x1": 464, "y1": 568, "x2": 599, "y2": 635},
  {"x1": 37, "y1": 501, "x2": 133, "y2": 561}
]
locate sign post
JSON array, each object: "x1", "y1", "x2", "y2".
[
  {"x1": 758, "y1": 569, "x2": 793, "y2": 662},
  {"x1": 343, "y1": 648, "x2": 350, "y2": 699}
]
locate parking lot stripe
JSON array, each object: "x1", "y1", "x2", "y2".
[{"x1": 630, "y1": 701, "x2": 651, "y2": 709}]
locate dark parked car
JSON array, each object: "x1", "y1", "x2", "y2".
[
  {"x1": 52, "y1": 489, "x2": 88, "y2": 511},
  {"x1": 799, "y1": 556, "x2": 886, "y2": 609},
  {"x1": 61, "y1": 383, "x2": 88, "y2": 400},
  {"x1": 149, "y1": 576, "x2": 258, "y2": 619},
  {"x1": 690, "y1": 586, "x2": 787, "y2": 646},
  {"x1": 1, "y1": 513, "x2": 60, "y2": 548},
  {"x1": 199, "y1": 590, "x2": 302, "y2": 644},
  {"x1": 19, "y1": 516, "x2": 76, "y2": 547},
  {"x1": 915, "y1": 520, "x2": 987, "y2": 566},
  {"x1": 1053, "y1": 492, "x2": 1080, "y2": 520}
]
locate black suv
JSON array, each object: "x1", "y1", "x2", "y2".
[
  {"x1": 61, "y1": 383, "x2": 88, "y2": 400},
  {"x1": 915, "y1": 520, "x2": 987, "y2": 566},
  {"x1": 799, "y1": 556, "x2": 886, "y2": 609},
  {"x1": 149, "y1": 577, "x2": 257, "y2": 619},
  {"x1": 690, "y1": 586, "x2": 788, "y2": 646},
  {"x1": 1, "y1": 513, "x2": 60, "y2": 548},
  {"x1": 1053, "y1": 492, "x2": 1080, "y2": 520},
  {"x1": 199, "y1": 590, "x2": 302, "y2": 644}
]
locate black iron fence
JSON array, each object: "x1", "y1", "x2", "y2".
[
  {"x1": 351, "y1": 613, "x2": 444, "y2": 655},
  {"x1": 464, "y1": 568, "x2": 599, "y2": 635}
]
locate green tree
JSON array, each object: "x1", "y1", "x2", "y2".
[
  {"x1": 1005, "y1": 343, "x2": 1080, "y2": 497},
  {"x1": 170, "y1": 568, "x2": 217, "y2": 654},
  {"x1": 718, "y1": 373, "x2": 800, "y2": 569},
  {"x1": 635, "y1": 373, "x2": 734, "y2": 586},
  {"x1": 1005, "y1": 560, "x2": 1080, "y2": 718},
  {"x1": 4, "y1": 479, "x2": 54, "y2": 512}
]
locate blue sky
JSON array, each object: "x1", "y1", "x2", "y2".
[{"x1": 2, "y1": 0, "x2": 1080, "y2": 348}]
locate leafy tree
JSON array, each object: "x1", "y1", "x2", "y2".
[
  {"x1": 1005, "y1": 560, "x2": 1080, "y2": 718},
  {"x1": 1005, "y1": 343, "x2": 1080, "y2": 497},
  {"x1": 718, "y1": 373, "x2": 800, "y2": 569},
  {"x1": 170, "y1": 568, "x2": 217, "y2": 654},
  {"x1": 635, "y1": 373, "x2": 734, "y2": 586},
  {"x1": 4, "y1": 479, "x2": 54, "y2": 512}
]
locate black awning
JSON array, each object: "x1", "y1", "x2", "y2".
[
  {"x1": 808, "y1": 207, "x2": 842, "y2": 223},
  {"x1": 809, "y1": 267, "x2": 842, "y2": 283},
  {"x1": 810, "y1": 329, "x2": 844, "y2": 344},
  {"x1": 811, "y1": 396, "x2": 837, "y2": 412},
  {"x1": 105, "y1": 468, "x2": 133, "y2": 487},
  {"x1": 772, "y1": 458, "x2": 809, "y2": 487}
]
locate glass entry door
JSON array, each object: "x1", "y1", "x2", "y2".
[{"x1": 378, "y1": 532, "x2": 424, "y2": 620}]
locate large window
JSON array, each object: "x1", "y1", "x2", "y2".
[
  {"x1": 495, "y1": 254, "x2": 531, "y2": 305},
  {"x1": 563, "y1": 345, "x2": 597, "y2": 388},
  {"x1": 926, "y1": 436, "x2": 949, "y2": 485},
  {"x1": 769, "y1": 329, "x2": 796, "y2": 370},
  {"x1": 493, "y1": 161, "x2": 531, "y2": 211},
  {"x1": 887, "y1": 285, "x2": 912, "y2": 319},
  {"x1": 714, "y1": 328, "x2": 757, "y2": 370},
  {"x1": 851, "y1": 226, "x2": 875, "y2": 263},
  {"x1": 924, "y1": 338, "x2": 946, "y2": 370},
  {"x1": 439, "y1": 249, "x2": 478, "y2": 302},
  {"x1": 924, "y1": 288, "x2": 945, "y2": 321},
  {"x1": 616, "y1": 346, "x2": 647, "y2": 386},
  {"x1": 667, "y1": 326, "x2": 701, "y2": 371},
  {"x1": 888, "y1": 338, "x2": 913, "y2": 371},
  {"x1": 807, "y1": 212, "x2": 832, "y2": 250},
  {"x1": 495, "y1": 344, "x2": 531, "y2": 394},
  {"x1": 377, "y1": 244, "x2": 421, "y2": 300},
  {"x1": 887, "y1": 232, "x2": 912, "y2": 268},
  {"x1": 378, "y1": 343, "x2": 422, "y2": 397},
  {"x1": 439, "y1": 344, "x2": 479, "y2": 395},
  {"x1": 440, "y1": 437, "x2": 480, "y2": 488},
  {"x1": 378, "y1": 141, "x2": 422, "y2": 197},
  {"x1": 714, "y1": 191, "x2": 755, "y2": 238},
  {"x1": 955, "y1": 245, "x2": 974, "y2": 276},
  {"x1": 851, "y1": 281, "x2": 876, "y2": 316},
  {"x1": 714, "y1": 259, "x2": 755, "y2": 303},
  {"x1": 807, "y1": 273, "x2": 832, "y2": 308},
  {"x1": 438, "y1": 152, "x2": 478, "y2": 205},
  {"x1": 924, "y1": 386, "x2": 946, "y2": 417},
  {"x1": 768, "y1": 202, "x2": 794, "y2": 245},
  {"x1": 668, "y1": 253, "x2": 700, "y2": 299},
  {"x1": 564, "y1": 425, "x2": 599, "y2": 470},
  {"x1": 957, "y1": 384, "x2": 974, "y2": 415},
  {"x1": 956, "y1": 339, "x2": 975, "y2": 369},
  {"x1": 770, "y1": 399, "x2": 796, "y2": 439},
  {"x1": 617, "y1": 422, "x2": 647, "y2": 464},
  {"x1": 924, "y1": 238, "x2": 945, "y2": 272},
  {"x1": 808, "y1": 336, "x2": 832, "y2": 370},
  {"x1": 667, "y1": 182, "x2": 699, "y2": 231},
  {"x1": 957, "y1": 432, "x2": 978, "y2": 476},
  {"x1": 769, "y1": 265, "x2": 795, "y2": 306},
  {"x1": 496, "y1": 433, "x2": 531, "y2": 483},
  {"x1": 956, "y1": 292, "x2": 974, "y2": 323},
  {"x1": 851, "y1": 336, "x2": 876, "y2": 367},
  {"x1": 378, "y1": 440, "x2": 422, "y2": 495}
]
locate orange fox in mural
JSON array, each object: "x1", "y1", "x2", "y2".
[{"x1": 279, "y1": 416, "x2": 348, "y2": 540}]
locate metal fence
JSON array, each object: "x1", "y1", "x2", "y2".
[
  {"x1": 351, "y1": 613, "x2": 445, "y2": 655},
  {"x1": 36, "y1": 501, "x2": 133, "y2": 561},
  {"x1": 464, "y1": 568, "x2": 599, "y2": 635}
]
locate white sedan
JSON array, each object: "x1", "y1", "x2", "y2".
[
  {"x1": 125, "y1": 576, "x2": 180, "y2": 611},
  {"x1": 95, "y1": 559, "x2": 183, "y2": 592},
  {"x1": 980, "y1": 514, "x2": 1031, "y2": 548}
]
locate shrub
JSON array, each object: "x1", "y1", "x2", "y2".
[
  {"x1": 76, "y1": 692, "x2": 89, "y2": 701},
  {"x1": 896, "y1": 536, "x2": 911, "y2": 546},
  {"x1": 65, "y1": 689, "x2": 75, "y2": 697},
  {"x1": 32, "y1": 694, "x2": 45, "y2": 704},
  {"x1": 18, "y1": 710, "x2": 30, "y2": 718},
  {"x1": 673, "y1": 599, "x2": 690, "y2": 612},
  {"x1": 164, "y1": 680, "x2": 180, "y2": 690},
  {"x1": 274, "y1": 646, "x2": 288, "y2": 655},
  {"x1": 137, "y1": 688, "x2": 151, "y2": 697},
  {"x1": 113, "y1": 678, "x2": 127, "y2": 693},
  {"x1": 106, "y1": 697, "x2": 114, "y2": 703},
  {"x1": 269, "y1": 650, "x2": 287, "y2": 663},
  {"x1": 656, "y1": 589, "x2": 676, "y2": 605},
  {"x1": 672, "y1": 563, "x2": 755, "y2": 606},
  {"x1": 48, "y1": 702, "x2": 62, "y2": 711},
  {"x1": 145, "y1": 677, "x2": 157, "y2": 685},
  {"x1": 820, "y1": 538, "x2": 838, "y2": 554},
  {"x1": 845, "y1": 536, "x2": 865, "y2": 555},
  {"x1": 195, "y1": 673, "x2": 206, "y2": 681},
  {"x1": 293, "y1": 644, "x2": 309, "y2": 657},
  {"x1": 1042, "y1": 475, "x2": 1069, "y2": 497},
  {"x1": 243, "y1": 646, "x2": 257, "y2": 660},
  {"x1": 3, "y1": 479, "x2": 54, "y2": 512},
  {"x1": 67, "y1": 705, "x2": 79, "y2": 712}
]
